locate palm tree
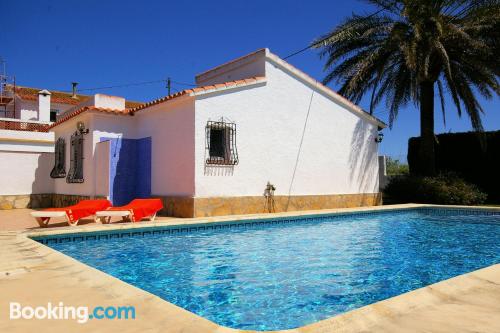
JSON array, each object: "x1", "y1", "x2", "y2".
[{"x1": 315, "y1": 0, "x2": 499, "y2": 175}]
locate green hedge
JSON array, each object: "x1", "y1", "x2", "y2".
[
  {"x1": 408, "y1": 130, "x2": 500, "y2": 203},
  {"x1": 384, "y1": 172, "x2": 487, "y2": 205}
]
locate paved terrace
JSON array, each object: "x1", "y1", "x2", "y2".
[
  {"x1": 1, "y1": 204, "x2": 499, "y2": 332},
  {"x1": 0, "y1": 208, "x2": 177, "y2": 231}
]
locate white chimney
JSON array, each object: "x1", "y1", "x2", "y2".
[{"x1": 38, "y1": 89, "x2": 51, "y2": 122}]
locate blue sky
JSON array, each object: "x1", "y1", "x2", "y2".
[{"x1": 3, "y1": 0, "x2": 499, "y2": 161}]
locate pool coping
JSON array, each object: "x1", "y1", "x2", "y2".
[
  {"x1": 1, "y1": 203, "x2": 500, "y2": 332},
  {"x1": 21, "y1": 203, "x2": 500, "y2": 239}
]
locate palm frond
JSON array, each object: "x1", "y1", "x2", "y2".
[
  {"x1": 315, "y1": 0, "x2": 498, "y2": 135},
  {"x1": 437, "y1": 79, "x2": 447, "y2": 126}
]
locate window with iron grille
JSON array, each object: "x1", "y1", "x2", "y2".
[
  {"x1": 205, "y1": 119, "x2": 238, "y2": 165},
  {"x1": 50, "y1": 137, "x2": 66, "y2": 178},
  {"x1": 66, "y1": 131, "x2": 84, "y2": 183}
]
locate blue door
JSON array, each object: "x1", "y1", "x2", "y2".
[{"x1": 103, "y1": 137, "x2": 152, "y2": 206}]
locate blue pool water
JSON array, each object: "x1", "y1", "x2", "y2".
[{"x1": 40, "y1": 209, "x2": 500, "y2": 330}]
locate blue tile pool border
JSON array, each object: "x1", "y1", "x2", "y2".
[{"x1": 30, "y1": 207, "x2": 500, "y2": 245}]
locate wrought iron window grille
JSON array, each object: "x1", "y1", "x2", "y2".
[
  {"x1": 50, "y1": 137, "x2": 66, "y2": 178},
  {"x1": 66, "y1": 131, "x2": 85, "y2": 183},
  {"x1": 205, "y1": 118, "x2": 239, "y2": 166}
]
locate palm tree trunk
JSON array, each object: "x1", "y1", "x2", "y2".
[{"x1": 419, "y1": 81, "x2": 436, "y2": 176}]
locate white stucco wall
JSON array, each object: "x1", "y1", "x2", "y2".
[
  {"x1": 13, "y1": 99, "x2": 76, "y2": 122},
  {"x1": 0, "y1": 151, "x2": 54, "y2": 195},
  {"x1": 18, "y1": 100, "x2": 39, "y2": 121},
  {"x1": 94, "y1": 140, "x2": 110, "y2": 197},
  {"x1": 193, "y1": 60, "x2": 380, "y2": 198},
  {"x1": 52, "y1": 113, "x2": 93, "y2": 196},
  {"x1": 92, "y1": 113, "x2": 137, "y2": 142},
  {"x1": 195, "y1": 50, "x2": 266, "y2": 86},
  {"x1": 0, "y1": 127, "x2": 54, "y2": 196},
  {"x1": 52, "y1": 112, "x2": 136, "y2": 197},
  {"x1": 45, "y1": 50, "x2": 380, "y2": 200},
  {"x1": 79, "y1": 94, "x2": 126, "y2": 110},
  {"x1": 50, "y1": 99, "x2": 196, "y2": 198},
  {"x1": 135, "y1": 97, "x2": 196, "y2": 196},
  {"x1": 0, "y1": 129, "x2": 54, "y2": 153}
]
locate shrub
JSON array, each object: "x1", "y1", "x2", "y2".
[
  {"x1": 384, "y1": 172, "x2": 487, "y2": 205},
  {"x1": 386, "y1": 157, "x2": 409, "y2": 175},
  {"x1": 408, "y1": 130, "x2": 500, "y2": 202}
]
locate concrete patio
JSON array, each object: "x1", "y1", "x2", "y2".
[{"x1": 0, "y1": 208, "x2": 177, "y2": 231}]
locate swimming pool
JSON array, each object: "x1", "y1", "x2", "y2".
[{"x1": 36, "y1": 208, "x2": 500, "y2": 331}]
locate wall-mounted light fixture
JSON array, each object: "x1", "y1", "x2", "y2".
[
  {"x1": 374, "y1": 132, "x2": 384, "y2": 143},
  {"x1": 76, "y1": 121, "x2": 89, "y2": 135}
]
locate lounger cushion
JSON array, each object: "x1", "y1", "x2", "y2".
[
  {"x1": 38, "y1": 199, "x2": 112, "y2": 224},
  {"x1": 95, "y1": 210, "x2": 130, "y2": 217},
  {"x1": 31, "y1": 211, "x2": 67, "y2": 218},
  {"x1": 104, "y1": 199, "x2": 163, "y2": 222}
]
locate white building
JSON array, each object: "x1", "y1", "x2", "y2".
[
  {"x1": 1, "y1": 49, "x2": 386, "y2": 217},
  {"x1": 1, "y1": 84, "x2": 142, "y2": 123},
  {"x1": 0, "y1": 83, "x2": 140, "y2": 209}
]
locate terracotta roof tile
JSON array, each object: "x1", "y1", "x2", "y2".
[
  {"x1": 124, "y1": 100, "x2": 143, "y2": 108},
  {"x1": 10, "y1": 85, "x2": 142, "y2": 108},
  {"x1": 14, "y1": 86, "x2": 88, "y2": 105},
  {"x1": 48, "y1": 106, "x2": 130, "y2": 130},
  {"x1": 49, "y1": 76, "x2": 267, "y2": 129},
  {"x1": 129, "y1": 76, "x2": 266, "y2": 113}
]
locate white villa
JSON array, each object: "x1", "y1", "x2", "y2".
[{"x1": 0, "y1": 48, "x2": 386, "y2": 217}]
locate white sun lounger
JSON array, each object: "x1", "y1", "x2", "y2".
[
  {"x1": 30, "y1": 199, "x2": 112, "y2": 227},
  {"x1": 31, "y1": 211, "x2": 74, "y2": 227},
  {"x1": 94, "y1": 210, "x2": 144, "y2": 224},
  {"x1": 95, "y1": 199, "x2": 162, "y2": 224}
]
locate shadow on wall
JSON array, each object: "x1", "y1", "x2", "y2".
[
  {"x1": 29, "y1": 153, "x2": 55, "y2": 208},
  {"x1": 348, "y1": 120, "x2": 378, "y2": 194},
  {"x1": 23, "y1": 152, "x2": 102, "y2": 209}
]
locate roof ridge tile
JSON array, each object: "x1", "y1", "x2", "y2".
[
  {"x1": 49, "y1": 76, "x2": 267, "y2": 129},
  {"x1": 48, "y1": 106, "x2": 129, "y2": 130},
  {"x1": 128, "y1": 76, "x2": 266, "y2": 113}
]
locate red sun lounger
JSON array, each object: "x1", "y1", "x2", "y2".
[
  {"x1": 95, "y1": 198, "x2": 163, "y2": 224},
  {"x1": 31, "y1": 199, "x2": 112, "y2": 227}
]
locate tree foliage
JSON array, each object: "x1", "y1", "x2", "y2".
[
  {"x1": 314, "y1": 0, "x2": 500, "y2": 130},
  {"x1": 386, "y1": 157, "x2": 409, "y2": 175}
]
